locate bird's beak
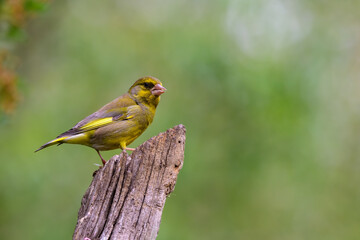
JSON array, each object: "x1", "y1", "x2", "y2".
[{"x1": 151, "y1": 84, "x2": 167, "y2": 96}]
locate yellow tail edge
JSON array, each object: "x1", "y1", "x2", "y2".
[{"x1": 35, "y1": 137, "x2": 68, "y2": 152}]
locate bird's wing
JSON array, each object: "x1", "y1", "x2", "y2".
[{"x1": 57, "y1": 95, "x2": 138, "y2": 137}]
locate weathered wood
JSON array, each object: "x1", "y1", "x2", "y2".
[{"x1": 73, "y1": 125, "x2": 186, "y2": 240}]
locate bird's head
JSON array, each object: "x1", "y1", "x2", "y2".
[{"x1": 128, "y1": 76, "x2": 166, "y2": 108}]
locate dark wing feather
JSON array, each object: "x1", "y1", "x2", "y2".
[{"x1": 57, "y1": 93, "x2": 137, "y2": 138}]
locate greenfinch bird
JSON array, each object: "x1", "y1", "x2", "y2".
[{"x1": 35, "y1": 76, "x2": 166, "y2": 164}]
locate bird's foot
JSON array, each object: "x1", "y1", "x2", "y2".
[
  {"x1": 96, "y1": 150, "x2": 107, "y2": 165},
  {"x1": 125, "y1": 147, "x2": 135, "y2": 151}
]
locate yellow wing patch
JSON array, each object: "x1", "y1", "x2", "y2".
[
  {"x1": 79, "y1": 115, "x2": 134, "y2": 132},
  {"x1": 80, "y1": 117, "x2": 114, "y2": 131}
]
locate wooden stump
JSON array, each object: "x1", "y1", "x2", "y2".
[{"x1": 73, "y1": 125, "x2": 186, "y2": 240}]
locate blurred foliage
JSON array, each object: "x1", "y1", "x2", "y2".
[
  {"x1": 0, "y1": 52, "x2": 19, "y2": 114},
  {"x1": 1, "y1": 0, "x2": 360, "y2": 240},
  {"x1": 0, "y1": 0, "x2": 48, "y2": 116}
]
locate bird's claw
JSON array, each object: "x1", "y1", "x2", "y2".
[{"x1": 125, "y1": 147, "x2": 135, "y2": 151}]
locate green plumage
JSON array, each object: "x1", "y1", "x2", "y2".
[{"x1": 35, "y1": 76, "x2": 166, "y2": 164}]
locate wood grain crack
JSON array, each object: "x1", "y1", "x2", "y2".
[{"x1": 73, "y1": 125, "x2": 186, "y2": 240}]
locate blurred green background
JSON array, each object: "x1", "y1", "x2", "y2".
[{"x1": 1, "y1": 0, "x2": 360, "y2": 239}]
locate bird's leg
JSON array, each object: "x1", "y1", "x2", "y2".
[
  {"x1": 96, "y1": 150, "x2": 106, "y2": 165},
  {"x1": 120, "y1": 142, "x2": 135, "y2": 152}
]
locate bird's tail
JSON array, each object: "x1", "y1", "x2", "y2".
[{"x1": 35, "y1": 136, "x2": 68, "y2": 152}]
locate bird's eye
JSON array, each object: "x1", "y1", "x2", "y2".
[{"x1": 143, "y1": 82, "x2": 154, "y2": 88}]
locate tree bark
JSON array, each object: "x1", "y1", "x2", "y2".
[{"x1": 73, "y1": 125, "x2": 186, "y2": 240}]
